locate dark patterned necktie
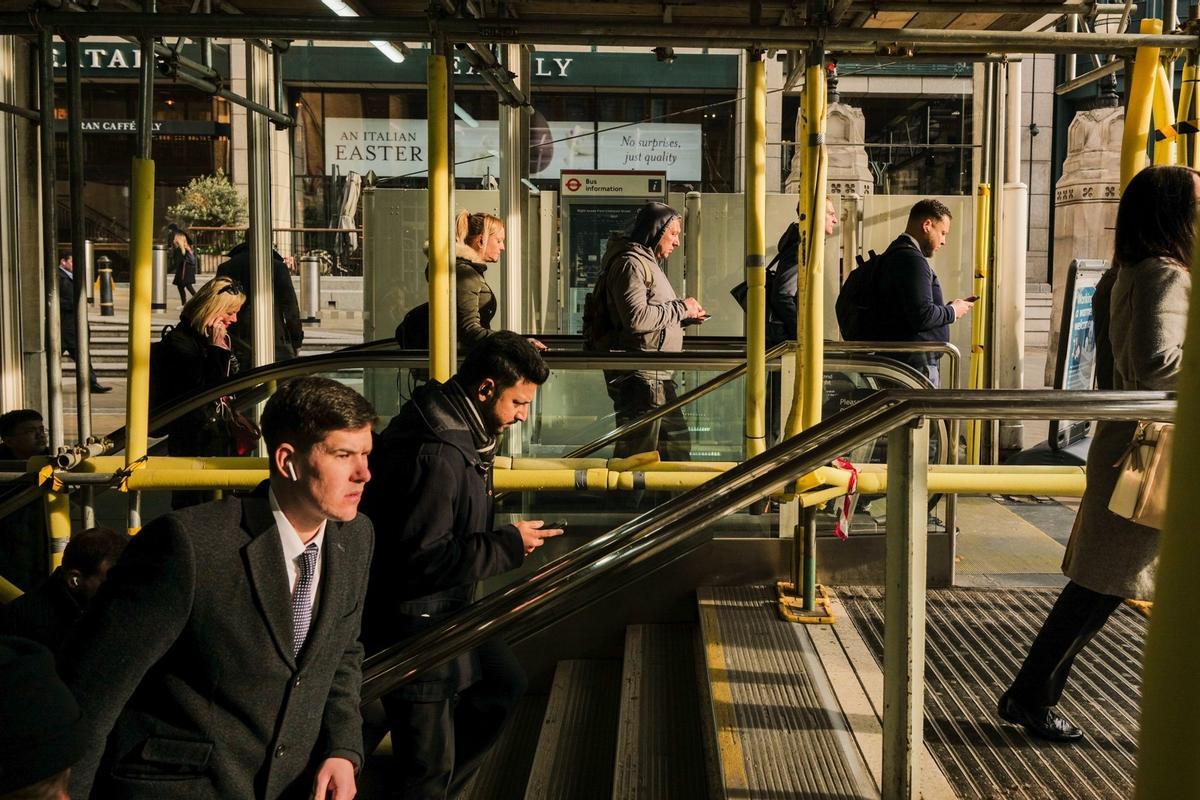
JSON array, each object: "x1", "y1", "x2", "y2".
[{"x1": 292, "y1": 543, "x2": 319, "y2": 657}]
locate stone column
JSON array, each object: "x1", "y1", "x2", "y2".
[
  {"x1": 1045, "y1": 105, "x2": 1122, "y2": 384},
  {"x1": 784, "y1": 102, "x2": 872, "y2": 197}
]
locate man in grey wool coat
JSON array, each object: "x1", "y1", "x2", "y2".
[{"x1": 59, "y1": 376, "x2": 376, "y2": 800}]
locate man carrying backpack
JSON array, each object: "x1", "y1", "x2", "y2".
[
  {"x1": 582, "y1": 201, "x2": 706, "y2": 460},
  {"x1": 839, "y1": 198, "x2": 973, "y2": 387}
]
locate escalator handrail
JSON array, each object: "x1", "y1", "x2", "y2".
[
  {"x1": 359, "y1": 388, "x2": 1175, "y2": 703},
  {"x1": 99, "y1": 349, "x2": 766, "y2": 455}
]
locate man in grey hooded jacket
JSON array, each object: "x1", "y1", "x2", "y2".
[{"x1": 593, "y1": 201, "x2": 706, "y2": 460}]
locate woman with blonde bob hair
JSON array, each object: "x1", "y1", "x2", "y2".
[
  {"x1": 151, "y1": 276, "x2": 248, "y2": 507},
  {"x1": 453, "y1": 209, "x2": 545, "y2": 350}
]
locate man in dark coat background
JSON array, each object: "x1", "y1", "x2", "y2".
[
  {"x1": 60, "y1": 377, "x2": 375, "y2": 800},
  {"x1": 58, "y1": 254, "x2": 110, "y2": 393},
  {"x1": 871, "y1": 198, "x2": 974, "y2": 386},
  {"x1": 360, "y1": 332, "x2": 561, "y2": 799},
  {"x1": 216, "y1": 238, "x2": 305, "y2": 367}
]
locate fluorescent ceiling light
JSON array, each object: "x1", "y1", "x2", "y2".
[
  {"x1": 370, "y1": 41, "x2": 405, "y2": 63},
  {"x1": 321, "y1": 0, "x2": 356, "y2": 16},
  {"x1": 454, "y1": 103, "x2": 479, "y2": 128},
  {"x1": 321, "y1": 0, "x2": 405, "y2": 62}
]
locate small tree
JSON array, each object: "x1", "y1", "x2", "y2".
[{"x1": 167, "y1": 169, "x2": 247, "y2": 227}]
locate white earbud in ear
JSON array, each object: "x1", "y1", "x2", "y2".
[{"x1": 287, "y1": 462, "x2": 299, "y2": 482}]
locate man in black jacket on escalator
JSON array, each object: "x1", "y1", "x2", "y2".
[{"x1": 360, "y1": 332, "x2": 562, "y2": 799}]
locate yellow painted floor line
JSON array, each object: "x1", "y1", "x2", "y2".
[
  {"x1": 955, "y1": 495, "x2": 1066, "y2": 575},
  {"x1": 697, "y1": 591, "x2": 750, "y2": 795}
]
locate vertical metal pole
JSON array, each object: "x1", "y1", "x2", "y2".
[
  {"x1": 684, "y1": 191, "x2": 702, "y2": 300},
  {"x1": 988, "y1": 63, "x2": 1006, "y2": 464},
  {"x1": 801, "y1": 54, "x2": 828, "y2": 434},
  {"x1": 66, "y1": 36, "x2": 95, "y2": 527},
  {"x1": 0, "y1": 35, "x2": 25, "y2": 410},
  {"x1": 499, "y1": 44, "x2": 528, "y2": 334},
  {"x1": 1066, "y1": 15, "x2": 1078, "y2": 81},
  {"x1": 246, "y1": 42, "x2": 275, "y2": 367},
  {"x1": 427, "y1": 44, "x2": 454, "y2": 382},
  {"x1": 744, "y1": 51, "x2": 768, "y2": 461},
  {"x1": 126, "y1": 11, "x2": 156, "y2": 532},
  {"x1": 881, "y1": 418, "x2": 929, "y2": 800},
  {"x1": 1135, "y1": 197, "x2": 1200, "y2": 799},
  {"x1": 38, "y1": 29, "x2": 64, "y2": 454}
]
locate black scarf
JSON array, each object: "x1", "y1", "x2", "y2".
[{"x1": 446, "y1": 378, "x2": 498, "y2": 465}]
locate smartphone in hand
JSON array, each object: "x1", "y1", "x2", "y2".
[{"x1": 965, "y1": 295, "x2": 979, "y2": 302}]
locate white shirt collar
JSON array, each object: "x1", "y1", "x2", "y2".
[{"x1": 269, "y1": 486, "x2": 327, "y2": 561}]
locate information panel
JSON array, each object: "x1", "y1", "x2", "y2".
[
  {"x1": 1050, "y1": 259, "x2": 1108, "y2": 449},
  {"x1": 557, "y1": 171, "x2": 668, "y2": 334}
]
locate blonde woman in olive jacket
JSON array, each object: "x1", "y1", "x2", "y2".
[
  {"x1": 999, "y1": 164, "x2": 1195, "y2": 744},
  {"x1": 450, "y1": 210, "x2": 545, "y2": 351}
]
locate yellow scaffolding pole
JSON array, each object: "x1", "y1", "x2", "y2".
[
  {"x1": 0, "y1": 575, "x2": 21, "y2": 603},
  {"x1": 43, "y1": 489, "x2": 72, "y2": 570},
  {"x1": 1175, "y1": 57, "x2": 1194, "y2": 166},
  {"x1": 966, "y1": 183, "x2": 992, "y2": 465},
  {"x1": 1121, "y1": 19, "x2": 1163, "y2": 189},
  {"x1": 744, "y1": 53, "x2": 768, "y2": 460},
  {"x1": 427, "y1": 51, "x2": 454, "y2": 382},
  {"x1": 1134, "y1": 201, "x2": 1200, "y2": 799},
  {"x1": 1152, "y1": 61, "x2": 1179, "y2": 166},
  {"x1": 125, "y1": 158, "x2": 155, "y2": 469},
  {"x1": 785, "y1": 59, "x2": 828, "y2": 439}
]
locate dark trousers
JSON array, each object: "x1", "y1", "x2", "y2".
[
  {"x1": 63, "y1": 340, "x2": 101, "y2": 388},
  {"x1": 606, "y1": 373, "x2": 691, "y2": 462},
  {"x1": 381, "y1": 638, "x2": 526, "y2": 800},
  {"x1": 1007, "y1": 580, "x2": 1122, "y2": 708},
  {"x1": 177, "y1": 284, "x2": 196, "y2": 305}
]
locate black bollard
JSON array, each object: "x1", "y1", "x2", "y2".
[{"x1": 98, "y1": 255, "x2": 115, "y2": 317}]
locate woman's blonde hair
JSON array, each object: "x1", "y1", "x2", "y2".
[
  {"x1": 182, "y1": 276, "x2": 246, "y2": 336},
  {"x1": 454, "y1": 209, "x2": 504, "y2": 253},
  {"x1": 173, "y1": 231, "x2": 193, "y2": 254}
]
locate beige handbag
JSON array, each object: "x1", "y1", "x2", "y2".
[{"x1": 1108, "y1": 421, "x2": 1174, "y2": 529}]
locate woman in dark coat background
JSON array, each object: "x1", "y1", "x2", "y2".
[
  {"x1": 151, "y1": 275, "x2": 247, "y2": 508},
  {"x1": 998, "y1": 164, "x2": 1195, "y2": 742},
  {"x1": 170, "y1": 226, "x2": 198, "y2": 306}
]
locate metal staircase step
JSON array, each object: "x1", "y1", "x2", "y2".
[
  {"x1": 697, "y1": 585, "x2": 879, "y2": 799},
  {"x1": 611, "y1": 624, "x2": 718, "y2": 800},
  {"x1": 458, "y1": 693, "x2": 550, "y2": 800},
  {"x1": 524, "y1": 660, "x2": 622, "y2": 800}
]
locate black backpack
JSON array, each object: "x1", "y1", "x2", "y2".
[
  {"x1": 835, "y1": 249, "x2": 885, "y2": 341},
  {"x1": 582, "y1": 253, "x2": 654, "y2": 352},
  {"x1": 394, "y1": 303, "x2": 430, "y2": 349}
]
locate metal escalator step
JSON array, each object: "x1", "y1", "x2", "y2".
[
  {"x1": 524, "y1": 660, "x2": 622, "y2": 800},
  {"x1": 612, "y1": 624, "x2": 716, "y2": 800},
  {"x1": 837, "y1": 586, "x2": 1145, "y2": 799},
  {"x1": 697, "y1": 585, "x2": 880, "y2": 800},
  {"x1": 458, "y1": 694, "x2": 550, "y2": 800}
]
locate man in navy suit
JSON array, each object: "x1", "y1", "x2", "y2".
[
  {"x1": 60, "y1": 377, "x2": 375, "y2": 800},
  {"x1": 873, "y1": 199, "x2": 974, "y2": 387}
]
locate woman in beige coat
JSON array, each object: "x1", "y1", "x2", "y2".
[{"x1": 999, "y1": 165, "x2": 1195, "y2": 741}]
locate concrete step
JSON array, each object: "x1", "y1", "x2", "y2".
[
  {"x1": 612, "y1": 624, "x2": 716, "y2": 800},
  {"x1": 524, "y1": 660, "x2": 622, "y2": 800}
]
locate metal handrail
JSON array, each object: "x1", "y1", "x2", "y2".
[{"x1": 359, "y1": 388, "x2": 1175, "y2": 701}]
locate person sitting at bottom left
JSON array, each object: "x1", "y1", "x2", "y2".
[{"x1": 59, "y1": 376, "x2": 376, "y2": 800}]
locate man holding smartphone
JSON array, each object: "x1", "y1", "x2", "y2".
[
  {"x1": 359, "y1": 333, "x2": 562, "y2": 799},
  {"x1": 872, "y1": 198, "x2": 974, "y2": 387}
]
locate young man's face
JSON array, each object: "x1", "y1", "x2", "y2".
[
  {"x1": 291, "y1": 425, "x2": 373, "y2": 522},
  {"x1": 2, "y1": 417, "x2": 47, "y2": 460},
  {"x1": 477, "y1": 378, "x2": 538, "y2": 436}
]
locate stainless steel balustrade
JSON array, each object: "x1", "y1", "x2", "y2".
[{"x1": 357, "y1": 388, "x2": 1173, "y2": 798}]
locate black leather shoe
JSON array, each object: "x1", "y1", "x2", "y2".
[
  {"x1": 997, "y1": 692, "x2": 1083, "y2": 742},
  {"x1": 90, "y1": 383, "x2": 112, "y2": 394}
]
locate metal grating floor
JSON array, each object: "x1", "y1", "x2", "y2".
[{"x1": 837, "y1": 586, "x2": 1147, "y2": 800}]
